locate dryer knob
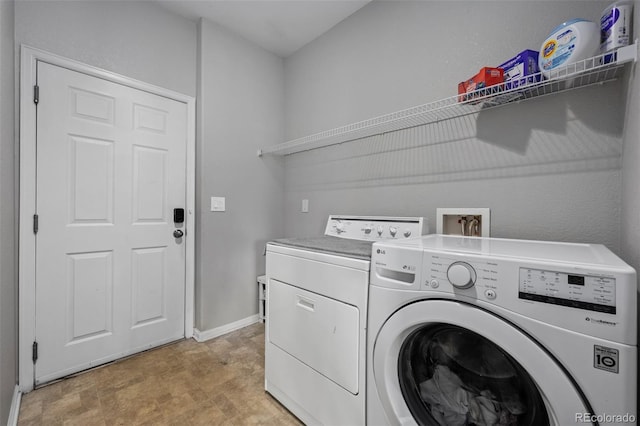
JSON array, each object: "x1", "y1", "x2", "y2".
[{"x1": 447, "y1": 261, "x2": 477, "y2": 289}]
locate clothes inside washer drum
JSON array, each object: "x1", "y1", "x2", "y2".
[{"x1": 269, "y1": 236, "x2": 374, "y2": 260}]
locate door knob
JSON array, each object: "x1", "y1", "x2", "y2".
[{"x1": 173, "y1": 229, "x2": 184, "y2": 238}]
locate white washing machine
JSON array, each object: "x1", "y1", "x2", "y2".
[
  {"x1": 367, "y1": 234, "x2": 637, "y2": 426},
  {"x1": 265, "y1": 215, "x2": 426, "y2": 426}
]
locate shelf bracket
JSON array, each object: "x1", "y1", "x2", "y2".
[{"x1": 617, "y1": 41, "x2": 638, "y2": 64}]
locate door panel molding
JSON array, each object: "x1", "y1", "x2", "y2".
[{"x1": 19, "y1": 45, "x2": 196, "y2": 392}]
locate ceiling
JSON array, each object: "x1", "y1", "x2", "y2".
[{"x1": 158, "y1": 0, "x2": 371, "y2": 57}]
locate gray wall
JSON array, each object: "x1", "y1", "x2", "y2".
[
  {"x1": 13, "y1": 0, "x2": 285, "y2": 358},
  {"x1": 621, "y1": 2, "x2": 640, "y2": 289},
  {"x1": 7, "y1": 0, "x2": 636, "y2": 408},
  {"x1": 0, "y1": 0, "x2": 16, "y2": 422},
  {"x1": 620, "y1": 0, "x2": 640, "y2": 408},
  {"x1": 196, "y1": 19, "x2": 284, "y2": 331},
  {"x1": 15, "y1": 0, "x2": 197, "y2": 97},
  {"x1": 282, "y1": 1, "x2": 625, "y2": 254}
]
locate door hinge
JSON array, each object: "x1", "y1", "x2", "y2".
[
  {"x1": 33, "y1": 214, "x2": 39, "y2": 234},
  {"x1": 33, "y1": 85, "x2": 39, "y2": 105},
  {"x1": 32, "y1": 341, "x2": 38, "y2": 363}
]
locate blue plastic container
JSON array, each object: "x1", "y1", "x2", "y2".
[{"x1": 498, "y1": 50, "x2": 540, "y2": 90}]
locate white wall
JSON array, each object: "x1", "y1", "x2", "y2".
[
  {"x1": 0, "y1": 0, "x2": 16, "y2": 422},
  {"x1": 196, "y1": 19, "x2": 284, "y2": 331},
  {"x1": 282, "y1": 1, "x2": 625, "y2": 254}
]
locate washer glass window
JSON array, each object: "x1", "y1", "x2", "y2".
[{"x1": 398, "y1": 324, "x2": 550, "y2": 426}]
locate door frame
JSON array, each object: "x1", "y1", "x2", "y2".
[{"x1": 18, "y1": 45, "x2": 196, "y2": 392}]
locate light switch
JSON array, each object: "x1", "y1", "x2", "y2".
[
  {"x1": 211, "y1": 197, "x2": 226, "y2": 212},
  {"x1": 301, "y1": 199, "x2": 309, "y2": 213}
]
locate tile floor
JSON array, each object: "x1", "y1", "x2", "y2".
[{"x1": 18, "y1": 323, "x2": 302, "y2": 426}]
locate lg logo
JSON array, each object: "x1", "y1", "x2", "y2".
[{"x1": 376, "y1": 249, "x2": 386, "y2": 254}]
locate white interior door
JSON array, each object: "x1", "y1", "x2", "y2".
[{"x1": 34, "y1": 61, "x2": 187, "y2": 385}]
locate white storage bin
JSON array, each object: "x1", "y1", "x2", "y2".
[{"x1": 258, "y1": 275, "x2": 267, "y2": 322}]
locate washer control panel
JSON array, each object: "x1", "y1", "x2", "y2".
[
  {"x1": 425, "y1": 254, "x2": 499, "y2": 295},
  {"x1": 371, "y1": 234, "x2": 635, "y2": 344},
  {"x1": 519, "y1": 268, "x2": 616, "y2": 314},
  {"x1": 325, "y1": 215, "x2": 426, "y2": 240}
]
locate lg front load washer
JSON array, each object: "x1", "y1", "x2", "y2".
[{"x1": 367, "y1": 234, "x2": 637, "y2": 426}]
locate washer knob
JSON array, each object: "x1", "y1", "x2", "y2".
[
  {"x1": 447, "y1": 261, "x2": 476, "y2": 289},
  {"x1": 377, "y1": 225, "x2": 384, "y2": 236},
  {"x1": 389, "y1": 226, "x2": 398, "y2": 237},
  {"x1": 364, "y1": 224, "x2": 373, "y2": 234},
  {"x1": 404, "y1": 229, "x2": 412, "y2": 238},
  {"x1": 336, "y1": 222, "x2": 346, "y2": 234}
]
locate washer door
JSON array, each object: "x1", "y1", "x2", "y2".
[{"x1": 372, "y1": 300, "x2": 591, "y2": 426}]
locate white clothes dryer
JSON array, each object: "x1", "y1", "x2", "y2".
[
  {"x1": 367, "y1": 235, "x2": 637, "y2": 426},
  {"x1": 265, "y1": 215, "x2": 426, "y2": 426}
]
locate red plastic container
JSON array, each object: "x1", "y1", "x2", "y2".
[{"x1": 458, "y1": 67, "x2": 504, "y2": 102}]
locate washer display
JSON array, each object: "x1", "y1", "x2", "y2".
[{"x1": 518, "y1": 268, "x2": 616, "y2": 313}]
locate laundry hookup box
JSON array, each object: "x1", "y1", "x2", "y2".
[
  {"x1": 457, "y1": 67, "x2": 504, "y2": 103},
  {"x1": 498, "y1": 49, "x2": 540, "y2": 90}
]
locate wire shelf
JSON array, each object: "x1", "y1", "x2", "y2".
[{"x1": 257, "y1": 43, "x2": 637, "y2": 157}]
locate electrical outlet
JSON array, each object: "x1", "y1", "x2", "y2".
[
  {"x1": 436, "y1": 208, "x2": 490, "y2": 237},
  {"x1": 301, "y1": 199, "x2": 309, "y2": 213}
]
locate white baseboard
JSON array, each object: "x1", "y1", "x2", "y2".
[
  {"x1": 193, "y1": 314, "x2": 260, "y2": 342},
  {"x1": 7, "y1": 385, "x2": 21, "y2": 426}
]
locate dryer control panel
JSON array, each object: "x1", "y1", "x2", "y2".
[{"x1": 325, "y1": 215, "x2": 427, "y2": 240}]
